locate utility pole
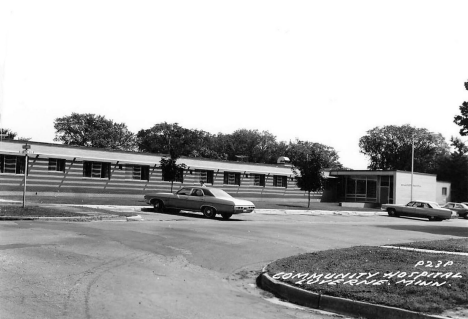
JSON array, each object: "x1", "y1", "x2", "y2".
[
  {"x1": 22, "y1": 143, "x2": 31, "y2": 208},
  {"x1": 411, "y1": 135, "x2": 414, "y2": 202}
]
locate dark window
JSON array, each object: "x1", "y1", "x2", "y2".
[
  {"x1": 223, "y1": 172, "x2": 240, "y2": 185},
  {"x1": 442, "y1": 187, "x2": 447, "y2": 196},
  {"x1": 48, "y1": 158, "x2": 66, "y2": 172},
  {"x1": 198, "y1": 170, "x2": 214, "y2": 184},
  {"x1": 367, "y1": 180, "x2": 377, "y2": 198},
  {"x1": 83, "y1": 161, "x2": 111, "y2": 179},
  {"x1": 0, "y1": 155, "x2": 25, "y2": 174},
  {"x1": 253, "y1": 174, "x2": 265, "y2": 187},
  {"x1": 132, "y1": 165, "x2": 150, "y2": 181},
  {"x1": 356, "y1": 180, "x2": 366, "y2": 194},
  {"x1": 273, "y1": 175, "x2": 287, "y2": 188},
  {"x1": 162, "y1": 167, "x2": 184, "y2": 183}
]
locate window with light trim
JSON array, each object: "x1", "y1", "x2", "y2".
[
  {"x1": 273, "y1": 175, "x2": 287, "y2": 188},
  {"x1": 442, "y1": 187, "x2": 447, "y2": 196},
  {"x1": 253, "y1": 174, "x2": 265, "y2": 187},
  {"x1": 198, "y1": 170, "x2": 214, "y2": 184},
  {"x1": 48, "y1": 158, "x2": 66, "y2": 172},
  {"x1": 131, "y1": 165, "x2": 150, "y2": 181},
  {"x1": 223, "y1": 172, "x2": 240, "y2": 185},
  {"x1": 0, "y1": 155, "x2": 25, "y2": 174},
  {"x1": 83, "y1": 161, "x2": 111, "y2": 179}
]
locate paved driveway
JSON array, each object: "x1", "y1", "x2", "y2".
[{"x1": 1, "y1": 210, "x2": 466, "y2": 319}]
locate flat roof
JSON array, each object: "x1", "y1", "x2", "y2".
[
  {"x1": 329, "y1": 169, "x2": 436, "y2": 177},
  {"x1": 0, "y1": 139, "x2": 294, "y2": 176}
]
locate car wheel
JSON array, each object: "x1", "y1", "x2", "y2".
[
  {"x1": 464, "y1": 213, "x2": 468, "y2": 219},
  {"x1": 428, "y1": 216, "x2": 436, "y2": 221},
  {"x1": 153, "y1": 200, "x2": 164, "y2": 213},
  {"x1": 202, "y1": 207, "x2": 217, "y2": 219},
  {"x1": 221, "y1": 213, "x2": 232, "y2": 220},
  {"x1": 387, "y1": 209, "x2": 395, "y2": 217}
]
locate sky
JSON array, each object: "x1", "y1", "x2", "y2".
[{"x1": 1, "y1": 0, "x2": 468, "y2": 169}]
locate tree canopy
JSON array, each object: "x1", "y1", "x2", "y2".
[
  {"x1": 54, "y1": 113, "x2": 137, "y2": 151},
  {"x1": 359, "y1": 124, "x2": 449, "y2": 173},
  {"x1": 159, "y1": 154, "x2": 187, "y2": 192},
  {"x1": 0, "y1": 128, "x2": 17, "y2": 139},
  {"x1": 136, "y1": 122, "x2": 219, "y2": 158},
  {"x1": 436, "y1": 137, "x2": 468, "y2": 201},
  {"x1": 453, "y1": 80, "x2": 468, "y2": 135},
  {"x1": 288, "y1": 140, "x2": 343, "y2": 207}
]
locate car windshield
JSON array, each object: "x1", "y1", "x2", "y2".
[
  {"x1": 208, "y1": 188, "x2": 233, "y2": 198},
  {"x1": 176, "y1": 188, "x2": 192, "y2": 195},
  {"x1": 427, "y1": 202, "x2": 440, "y2": 208}
]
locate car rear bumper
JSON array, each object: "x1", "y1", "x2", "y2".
[{"x1": 233, "y1": 207, "x2": 255, "y2": 214}]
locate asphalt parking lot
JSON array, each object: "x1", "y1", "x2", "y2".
[{"x1": 1, "y1": 204, "x2": 467, "y2": 319}]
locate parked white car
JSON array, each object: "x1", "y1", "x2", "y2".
[{"x1": 381, "y1": 200, "x2": 456, "y2": 221}]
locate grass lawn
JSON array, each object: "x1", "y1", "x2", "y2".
[
  {"x1": 266, "y1": 238, "x2": 468, "y2": 315},
  {"x1": 0, "y1": 205, "x2": 136, "y2": 217},
  {"x1": 394, "y1": 238, "x2": 468, "y2": 253}
]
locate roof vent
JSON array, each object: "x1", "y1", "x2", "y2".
[{"x1": 277, "y1": 156, "x2": 290, "y2": 165}]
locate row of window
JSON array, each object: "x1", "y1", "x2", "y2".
[{"x1": 0, "y1": 156, "x2": 289, "y2": 187}]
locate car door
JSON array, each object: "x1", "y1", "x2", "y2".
[
  {"x1": 174, "y1": 187, "x2": 193, "y2": 210},
  {"x1": 402, "y1": 202, "x2": 416, "y2": 216},
  {"x1": 188, "y1": 188, "x2": 205, "y2": 211},
  {"x1": 415, "y1": 202, "x2": 431, "y2": 218}
]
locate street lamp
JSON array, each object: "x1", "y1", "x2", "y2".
[
  {"x1": 22, "y1": 143, "x2": 31, "y2": 208},
  {"x1": 411, "y1": 135, "x2": 414, "y2": 201}
]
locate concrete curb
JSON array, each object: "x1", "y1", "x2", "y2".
[
  {"x1": 254, "y1": 209, "x2": 385, "y2": 216},
  {"x1": 258, "y1": 270, "x2": 449, "y2": 319},
  {"x1": 0, "y1": 215, "x2": 125, "y2": 222}
]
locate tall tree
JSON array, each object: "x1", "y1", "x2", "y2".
[
  {"x1": 224, "y1": 129, "x2": 262, "y2": 162},
  {"x1": 286, "y1": 140, "x2": 343, "y2": 169},
  {"x1": 54, "y1": 113, "x2": 136, "y2": 151},
  {"x1": 212, "y1": 129, "x2": 283, "y2": 163},
  {"x1": 453, "y1": 79, "x2": 468, "y2": 135},
  {"x1": 359, "y1": 124, "x2": 449, "y2": 172},
  {"x1": 159, "y1": 149, "x2": 187, "y2": 193},
  {"x1": 137, "y1": 122, "x2": 219, "y2": 158},
  {"x1": 288, "y1": 140, "x2": 341, "y2": 207},
  {"x1": 436, "y1": 137, "x2": 468, "y2": 202},
  {"x1": 0, "y1": 128, "x2": 17, "y2": 139}
]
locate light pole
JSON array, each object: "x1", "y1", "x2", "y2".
[
  {"x1": 411, "y1": 135, "x2": 414, "y2": 202},
  {"x1": 22, "y1": 143, "x2": 31, "y2": 208}
]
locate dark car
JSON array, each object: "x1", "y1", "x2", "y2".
[
  {"x1": 442, "y1": 202, "x2": 468, "y2": 219},
  {"x1": 144, "y1": 186, "x2": 255, "y2": 220}
]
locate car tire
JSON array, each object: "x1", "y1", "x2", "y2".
[
  {"x1": 387, "y1": 209, "x2": 395, "y2": 217},
  {"x1": 428, "y1": 216, "x2": 436, "y2": 221},
  {"x1": 202, "y1": 207, "x2": 217, "y2": 219},
  {"x1": 464, "y1": 213, "x2": 468, "y2": 219},
  {"x1": 221, "y1": 213, "x2": 232, "y2": 220},
  {"x1": 153, "y1": 200, "x2": 164, "y2": 213}
]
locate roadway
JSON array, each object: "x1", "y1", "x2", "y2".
[{"x1": 0, "y1": 209, "x2": 466, "y2": 319}]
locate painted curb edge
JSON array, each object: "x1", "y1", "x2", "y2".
[
  {"x1": 0, "y1": 215, "x2": 124, "y2": 221},
  {"x1": 257, "y1": 271, "x2": 449, "y2": 319}
]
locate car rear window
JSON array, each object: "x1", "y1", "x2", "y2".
[{"x1": 202, "y1": 189, "x2": 214, "y2": 196}]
